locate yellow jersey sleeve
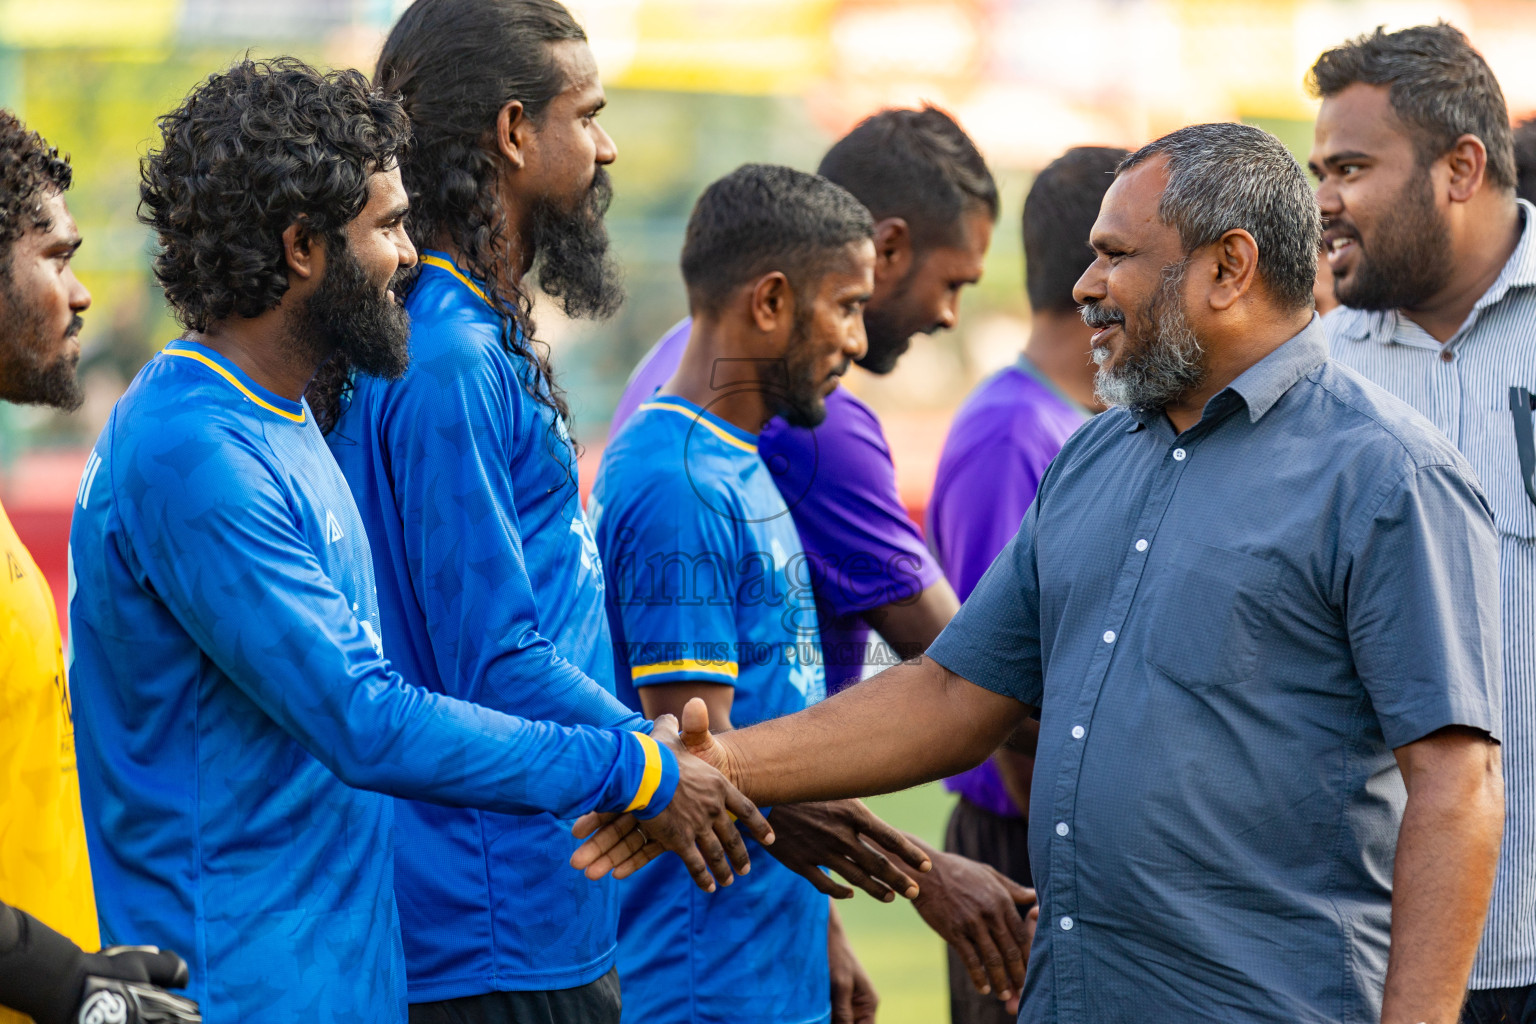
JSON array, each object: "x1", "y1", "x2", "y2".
[{"x1": 0, "y1": 497, "x2": 98, "y2": 970}]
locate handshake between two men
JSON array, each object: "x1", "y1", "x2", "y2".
[{"x1": 571, "y1": 700, "x2": 1040, "y2": 1012}]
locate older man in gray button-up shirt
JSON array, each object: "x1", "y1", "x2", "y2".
[{"x1": 575, "y1": 122, "x2": 1505, "y2": 1024}]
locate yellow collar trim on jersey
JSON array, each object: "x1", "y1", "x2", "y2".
[
  {"x1": 637, "y1": 401, "x2": 759, "y2": 455},
  {"x1": 163, "y1": 348, "x2": 307, "y2": 424},
  {"x1": 420, "y1": 253, "x2": 493, "y2": 308}
]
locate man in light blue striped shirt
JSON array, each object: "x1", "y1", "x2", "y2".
[{"x1": 1311, "y1": 24, "x2": 1536, "y2": 1021}]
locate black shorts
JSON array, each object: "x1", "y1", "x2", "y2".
[
  {"x1": 943, "y1": 796, "x2": 1032, "y2": 1024},
  {"x1": 408, "y1": 968, "x2": 621, "y2": 1024}
]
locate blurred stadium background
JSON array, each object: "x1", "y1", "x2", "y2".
[{"x1": 4, "y1": 1, "x2": 1532, "y2": 1018}]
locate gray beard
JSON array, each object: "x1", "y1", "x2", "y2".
[{"x1": 1092, "y1": 262, "x2": 1207, "y2": 412}]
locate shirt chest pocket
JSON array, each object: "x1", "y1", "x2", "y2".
[{"x1": 1140, "y1": 542, "x2": 1281, "y2": 691}]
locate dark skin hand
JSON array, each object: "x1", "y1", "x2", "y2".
[
  {"x1": 573, "y1": 683, "x2": 931, "y2": 901},
  {"x1": 888, "y1": 833, "x2": 1036, "y2": 1004},
  {"x1": 570, "y1": 709, "x2": 776, "y2": 894},
  {"x1": 574, "y1": 668, "x2": 1040, "y2": 1003},
  {"x1": 828, "y1": 903, "x2": 878, "y2": 1024}
]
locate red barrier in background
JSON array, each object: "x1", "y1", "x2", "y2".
[{"x1": 6, "y1": 416, "x2": 940, "y2": 637}]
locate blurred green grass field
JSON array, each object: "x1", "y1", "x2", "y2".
[{"x1": 836, "y1": 783, "x2": 957, "y2": 1024}]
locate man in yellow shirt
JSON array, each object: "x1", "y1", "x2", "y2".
[{"x1": 0, "y1": 110, "x2": 196, "y2": 1024}]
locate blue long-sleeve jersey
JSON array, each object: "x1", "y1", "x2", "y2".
[
  {"x1": 67, "y1": 340, "x2": 676, "y2": 1023},
  {"x1": 326, "y1": 252, "x2": 649, "y2": 1000}
]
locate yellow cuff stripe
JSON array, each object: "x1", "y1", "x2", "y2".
[
  {"x1": 163, "y1": 349, "x2": 307, "y2": 424},
  {"x1": 630, "y1": 659, "x2": 740, "y2": 681},
  {"x1": 637, "y1": 402, "x2": 758, "y2": 455},
  {"x1": 626, "y1": 732, "x2": 665, "y2": 813},
  {"x1": 420, "y1": 253, "x2": 493, "y2": 308}
]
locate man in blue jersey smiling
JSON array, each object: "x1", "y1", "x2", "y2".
[
  {"x1": 306, "y1": 3, "x2": 932, "y2": 1022},
  {"x1": 67, "y1": 56, "x2": 765, "y2": 1024}
]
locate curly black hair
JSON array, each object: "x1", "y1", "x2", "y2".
[
  {"x1": 0, "y1": 109, "x2": 72, "y2": 269},
  {"x1": 347, "y1": 0, "x2": 588, "y2": 435},
  {"x1": 139, "y1": 57, "x2": 411, "y2": 334}
]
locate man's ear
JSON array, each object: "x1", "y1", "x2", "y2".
[
  {"x1": 1445, "y1": 133, "x2": 1489, "y2": 204},
  {"x1": 495, "y1": 100, "x2": 530, "y2": 171},
  {"x1": 749, "y1": 271, "x2": 793, "y2": 334},
  {"x1": 283, "y1": 217, "x2": 320, "y2": 282},
  {"x1": 872, "y1": 217, "x2": 913, "y2": 284},
  {"x1": 1207, "y1": 229, "x2": 1259, "y2": 312}
]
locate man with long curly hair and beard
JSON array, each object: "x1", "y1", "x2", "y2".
[
  {"x1": 67, "y1": 57, "x2": 767, "y2": 1024},
  {"x1": 307, "y1": 2, "x2": 985, "y2": 1022}
]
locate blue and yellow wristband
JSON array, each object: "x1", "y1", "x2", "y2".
[{"x1": 626, "y1": 731, "x2": 680, "y2": 821}]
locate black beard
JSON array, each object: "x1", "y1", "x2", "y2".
[
  {"x1": 856, "y1": 261, "x2": 925, "y2": 375},
  {"x1": 289, "y1": 238, "x2": 411, "y2": 381},
  {"x1": 1334, "y1": 168, "x2": 1454, "y2": 311},
  {"x1": 529, "y1": 166, "x2": 624, "y2": 321},
  {"x1": 772, "y1": 310, "x2": 839, "y2": 428},
  {"x1": 0, "y1": 274, "x2": 84, "y2": 410}
]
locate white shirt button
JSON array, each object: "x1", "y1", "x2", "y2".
[
  {"x1": 1071, "y1": 725, "x2": 1085, "y2": 739},
  {"x1": 1055, "y1": 822, "x2": 1069, "y2": 837},
  {"x1": 1135, "y1": 539, "x2": 1148, "y2": 552},
  {"x1": 1102, "y1": 630, "x2": 1116, "y2": 644},
  {"x1": 1172, "y1": 448, "x2": 1187, "y2": 461},
  {"x1": 1060, "y1": 916, "x2": 1075, "y2": 931}
]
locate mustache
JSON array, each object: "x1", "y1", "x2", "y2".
[
  {"x1": 1079, "y1": 302, "x2": 1125, "y2": 330},
  {"x1": 65, "y1": 314, "x2": 84, "y2": 339}
]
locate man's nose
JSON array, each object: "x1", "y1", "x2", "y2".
[
  {"x1": 936, "y1": 295, "x2": 958, "y2": 331},
  {"x1": 1316, "y1": 182, "x2": 1342, "y2": 219},
  {"x1": 846, "y1": 319, "x2": 869, "y2": 361},
  {"x1": 67, "y1": 268, "x2": 91, "y2": 312},
  {"x1": 595, "y1": 123, "x2": 617, "y2": 166},
  {"x1": 1073, "y1": 261, "x2": 1106, "y2": 306}
]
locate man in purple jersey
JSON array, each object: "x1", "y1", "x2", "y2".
[
  {"x1": 611, "y1": 110, "x2": 1042, "y2": 1005},
  {"x1": 927, "y1": 145, "x2": 1122, "y2": 1024}
]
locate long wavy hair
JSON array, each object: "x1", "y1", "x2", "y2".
[{"x1": 308, "y1": 0, "x2": 584, "y2": 436}]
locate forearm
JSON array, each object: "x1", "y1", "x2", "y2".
[
  {"x1": 1381, "y1": 739, "x2": 1503, "y2": 1024},
  {"x1": 336, "y1": 681, "x2": 676, "y2": 818},
  {"x1": 717, "y1": 657, "x2": 1026, "y2": 805}
]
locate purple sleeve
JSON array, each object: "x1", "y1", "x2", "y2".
[
  {"x1": 929, "y1": 443, "x2": 1048, "y2": 601},
  {"x1": 611, "y1": 318, "x2": 690, "y2": 434},
  {"x1": 760, "y1": 388, "x2": 943, "y2": 619}
]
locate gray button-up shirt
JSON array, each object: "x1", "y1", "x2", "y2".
[
  {"x1": 928, "y1": 320, "x2": 1502, "y2": 1023},
  {"x1": 1328, "y1": 200, "x2": 1536, "y2": 989}
]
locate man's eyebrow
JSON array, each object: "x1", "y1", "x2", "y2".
[
  {"x1": 1317, "y1": 150, "x2": 1373, "y2": 170},
  {"x1": 380, "y1": 203, "x2": 410, "y2": 224},
  {"x1": 46, "y1": 235, "x2": 83, "y2": 255},
  {"x1": 589, "y1": 96, "x2": 607, "y2": 114}
]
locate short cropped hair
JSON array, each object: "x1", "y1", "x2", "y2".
[
  {"x1": 1024, "y1": 146, "x2": 1127, "y2": 314},
  {"x1": 1119, "y1": 123, "x2": 1320, "y2": 311},
  {"x1": 139, "y1": 57, "x2": 411, "y2": 332},
  {"x1": 1308, "y1": 23, "x2": 1515, "y2": 192},
  {"x1": 817, "y1": 106, "x2": 997, "y2": 248},
  {"x1": 681, "y1": 164, "x2": 874, "y2": 316},
  {"x1": 0, "y1": 110, "x2": 71, "y2": 268}
]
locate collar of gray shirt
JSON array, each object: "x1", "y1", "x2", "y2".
[
  {"x1": 1126, "y1": 316, "x2": 1327, "y2": 433},
  {"x1": 1329, "y1": 198, "x2": 1536, "y2": 350}
]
